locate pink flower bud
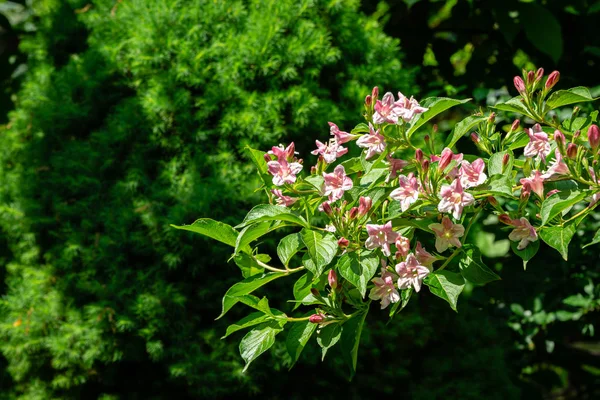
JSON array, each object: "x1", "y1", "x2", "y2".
[
  {"x1": 511, "y1": 119, "x2": 520, "y2": 132},
  {"x1": 535, "y1": 68, "x2": 544, "y2": 82},
  {"x1": 310, "y1": 165, "x2": 317, "y2": 174},
  {"x1": 487, "y1": 196, "x2": 498, "y2": 206},
  {"x1": 415, "y1": 148, "x2": 423, "y2": 163},
  {"x1": 372, "y1": 86, "x2": 379, "y2": 100},
  {"x1": 567, "y1": 143, "x2": 578, "y2": 160},
  {"x1": 309, "y1": 314, "x2": 325, "y2": 324},
  {"x1": 498, "y1": 214, "x2": 512, "y2": 225},
  {"x1": 321, "y1": 201, "x2": 333, "y2": 215},
  {"x1": 422, "y1": 159, "x2": 430, "y2": 172},
  {"x1": 471, "y1": 132, "x2": 480, "y2": 144},
  {"x1": 488, "y1": 112, "x2": 496, "y2": 123},
  {"x1": 546, "y1": 189, "x2": 560, "y2": 198},
  {"x1": 573, "y1": 130, "x2": 581, "y2": 141},
  {"x1": 264, "y1": 153, "x2": 272, "y2": 163},
  {"x1": 527, "y1": 70, "x2": 535, "y2": 85},
  {"x1": 433, "y1": 124, "x2": 438, "y2": 133},
  {"x1": 365, "y1": 95, "x2": 372, "y2": 107},
  {"x1": 424, "y1": 135, "x2": 430, "y2": 143},
  {"x1": 348, "y1": 207, "x2": 358, "y2": 220},
  {"x1": 310, "y1": 288, "x2": 320, "y2": 297},
  {"x1": 328, "y1": 269, "x2": 338, "y2": 289},
  {"x1": 357, "y1": 196, "x2": 372, "y2": 217},
  {"x1": 554, "y1": 130, "x2": 565, "y2": 146},
  {"x1": 589, "y1": 124, "x2": 600, "y2": 151},
  {"x1": 545, "y1": 71, "x2": 560, "y2": 90},
  {"x1": 514, "y1": 76, "x2": 526, "y2": 94},
  {"x1": 337, "y1": 237, "x2": 349, "y2": 248}
]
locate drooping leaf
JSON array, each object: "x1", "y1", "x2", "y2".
[
  {"x1": 171, "y1": 219, "x2": 239, "y2": 247},
  {"x1": 286, "y1": 318, "x2": 318, "y2": 367},
  {"x1": 300, "y1": 228, "x2": 338, "y2": 277},
  {"x1": 277, "y1": 233, "x2": 305, "y2": 267},
  {"x1": 510, "y1": 240, "x2": 540, "y2": 270},
  {"x1": 424, "y1": 270, "x2": 465, "y2": 312},
  {"x1": 539, "y1": 221, "x2": 578, "y2": 261},
  {"x1": 218, "y1": 272, "x2": 287, "y2": 319},
  {"x1": 540, "y1": 189, "x2": 588, "y2": 226},
  {"x1": 222, "y1": 312, "x2": 271, "y2": 339},
  {"x1": 407, "y1": 97, "x2": 471, "y2": 137},
  {"x1": 545, "y1": 86, "x2": 597, "y2": 111},
  {"x1": 359, "y1": 168, "x2": 387, "y2": 186},
  {"x1": 458, "y1": 246, "x2": 501, "y2": 285},
  {"x1": 445, "y1": 114, "x2": 488, "y2": 149},
  {"x1": 336, "y1": 251, "x2": 379, "y2": 298},
  {"x1": 236, "y1": 204, "x2": 308, "y2": 229},
  {"x1": 317, "y1": 323, "x2": 342, "y2": 360},
  {"x1": 340, "y1": 310, "x2": 368, "y2": 379},
  {"x1": 239, "y1": 320, "x2": 286, "y2": 372},
  {"x1": 488, "y1": 150, "x2": 513, "y2": 176}
]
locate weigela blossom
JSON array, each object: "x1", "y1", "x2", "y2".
[
  {"x1": 459, "y1": 158, "x2": 487, "y2": 189},
  {"x1": 322, "y1": 165, "x2": 353, "y2": 201},
  {"x1": 432, "y1": 148, "x2": 463, "y2": 171},
  {"x1": 356, "y1": 123, "x2": 386, "y2": 159},
  {"x1": 390, "y1": 173, "x2": 420, "y2": 212},
  {"x1": 368, "y1": 266, "x2": 400, "y2": 309},
  {"x1": 428, "y1": 216, "x2": 465, "y2": 253},
  {"x1": 365, "y1": 221, "x2": 399, "y2": 257},
  {"x1": 508, "y1": 217, "x2": 538, "y2": 250},
  {"x1": 267, "y1": 158, "x2": 303, "y2": 186},
  {"x1": 542, "y1": 149, "x2": 569, "y2": 179},
  {"x1": 373, "y1": 92, "x2": 402, "y2": 124},
  {"x1": 357, "y1": 196, "x2": 372, "y2": 217},
  {"x1": 394, "y1": 92, "x2": 428, "y2": 122},
  {"x1": 589, "y1": 168, "x2": 600, "y2": 207},
  {"x1": 438, "y1": 179, "x2": 474, "y2": 220},
  {"x1": 415, "y1": 242, "x2": 436, "y2": 269},
  {"x1": 328, "y1": 122, "x2": 357, "y2": 144},
  {"x1": 268, "y1": 142, "x2": 297, "y2": 162},
  {"x1": 524, "y1": 124, "x2": 551, "y2": 161},
  {"x1": 520, "y1": 170, "x2": 545, "y2": 198},
  {"x1": 395, "y1": 235, "x2": 411, "y2": 259},
  {"x1": 271, "y1": 189, "x2": 298, "y2": 207},
  {"x1": 311, "y1": 139, "x2": 348, "y2": 164},
  {"x1": 387, "y1": 155, "x2": 409, "y2": 181},
  {"x1": 396, "y1": 253, "x2": 430, "y2": 292}
]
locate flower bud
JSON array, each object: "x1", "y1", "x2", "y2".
[
  {"x1": 487, "y1": 196, "x2": 498, "y2": 207},
  {"x1": 520, "y1": 182, "x2": 532, "y2": 200},
  {"x1": 589, "y1": 124, "x2": 600, "y2": 151},
  {"x1": 310, "y1": 288, "x2": 320, "y2": 297},
  {"x1": 415, "y1": 148, "x2": 423, "y2": 164},
  {"x1": 502, "y1": 153, "x2": 510, "y2": 172},
  {"x1": 372, "y1": 86, "x2": 379, "y2": 100},
  {"x1": 311, "y1": 165, "x2": 317, "y2": 174},
  {"x1": 554, "y1": 130, "x2": 565, "y2": 146},
  {"x1": 422, "y1": 159, "x2": 430, "y2": 172},
  {"x1": 432, "y1": 124, "x2": 438, "y2": 134},
  {"x1": 527, "y1": 70, "x2": 535, "y2": 85},
  {"x1": 535, "y1": 68, "x2": 544, "y2": 82},
  {"x1": 471, "y1": 132, "x2": 480, "y2": 144},
  {"x1": 567, "y1": 143, "x2": 578, "y2": 160},
  {"x1": 488, "y1": 112, "x2": 496, "y2": 123},
  {"x1": 498, "y1": 214, "x2": 512, "y2": 225},
  {"x1": 514, "y1": 76, "x2": 526, "y2": 94},
  {"x1": 337, "y1": 237, "x2": 349, "y2": 248},
  {"x1": 321, "y1": 201, "x2": 332, "y2": 215},
  {"x1": 328, "y1": 269, "x2": 338, "y2": 289},
  {"x1": 357, "y1": 196, "x2": 372, "y2": 217},
  {"x1": 545, "y1": 71, "x2": 560, "y2": 90},
  {"x1": 309, "y1": 314, "x2": 325, "y2": 324},
  {"x1": 573, "y1": 130, "x2": 581, "y2": 141},
  {"x1": 264, "y1": 153, "x2": 272, "y2": 163},
  {"x1": 424, "y1": 135, "x2": 430, "y2": 144},
  {"x1": 348, "y1": 207, "x2": 358, "y2": 220},
  {"x1": 365, "y1": 95, "x2": 372, "y2": 107},
  {"x1": 510, "y1": 119, "x2": 520, "y2": 132}
]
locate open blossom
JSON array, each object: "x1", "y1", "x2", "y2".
[
  {"x1": 369, "y1": 266, "x2": 400, "y2": 309},
  {"x1": 524, "y1": 124, "x2": 551, "y2": 161},
  {"x1": 415, "y1": 242, "x2": 436, "y2": 269},
  {"x1": 589, "y1": 168, "x2": 600, "y2": 206},
  {"x1": 394, "y1": 92, "x2": 428, "y2": 122},
  {"x1": 311, "y1": 139, "x2": 348, "y2": 164},
  {"x1": 328, "y1": 122, "x2": 357, "y2": 144},
  {"x1": 395, "y1": 235, "x2": 411, "y2": 259},
  {"x1": 438, "y1": 179, "x2": 474, "y2": 220},
  {"x1": 396, "y1": 254, "x2": 430, "y2": 292},
  {"x1": 508, "y1": 217, "x2": 538, "y2": 250},
  {"x1": 267, "y1": 158, "x2": 303, "y2": 186},
  {"x1": 390, "y1": 173, "x2": 420, "y2": 212},
  {"x1": 542, "y1": 149, "x2": 569, "y2": 179},
  {"x1": 356, "y1": 123, "x2": 386, "y2": 159},
  {"x1": 428, "y1": 216, "x2": 465, "y2": 253},
  {"x1": 268, "y1": 142, "x2": 297, "y2": 162},
  {"x1": 520, "y1": 170, "x2": 545, "y2": 198},
  {"x1": 271, "y1": 189, "x2": 298, "y2": 207},
  {"x1": 365, "y1": 221, "x2": 399, "y2": 256},
  {"x1": 459, "y1": 158, "x2": 487, "y2": 188},
  {"x1": 432, "y1": 148, "x2": 463, "y2": 171},
  {"x1": 373, "y1": 92, "x2": 402, "y2": 124},
  {"x1": 323, "y1": 165, "x2": 353, "y2": 201},
  {"x1": 387, "y1": 155, "x2": 409, "y2": 181}
]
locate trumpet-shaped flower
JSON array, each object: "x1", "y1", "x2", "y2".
[
  {"x1": 356, "y1": 123, "x2": 386, "y2": 159},
  {"x1": 311, "y1": 139, "x2": 348, "y2": 164},
  {"x1": 432, "y1": 148, "x2": 463, "y2": 171},
  {"x1": 395, "y1": 235, "x2": 411, "y2": 259},
  {"x1": 396, "y1": 253, "x2": 430, "y2": 292},
  {"x1": 459, "y1": 158, "x2": 487, "y2": 189},
  {"x1": 267, "y1": 159, "x2": 303, "y2": 186},
  {"x1": 328, "y1": 122, "x2": 357, "y2": 144},
  {"x1": 322, "y1": 165, "x2": 353, "y2": 201},
  {"x1": 438, "y1": 179, "x2": 474, "y2": 219},
  {"x1": 415, "y1": 242, "x2": 436, "y2": 269},
  {"x1": 373, "y1": 92, "x2": 402, "y2": 124},
  {"x1": 520, "y1": 170, "x2": 545, "y2": 198},
  {"x1": 365, "y1": 221, "x2": 399, "y2": 256},
  {"x1": 524, "y1": 124, "x2": 550, "y2": 161},
  {"x1": 508, "y1": 217, "x2": 538, "y2": 250},
  {"x1": 387, "y1": 155, "x2": 409, "y2": 181},
  {"x1": 369, "y1": 267, "x2": 400, "y2": 309},
  {"x1": 394, "y1": 92, "x2": 428, "y2": 122},
  {"x1": 542, "y1": 149, "x2": 569, "y2": 179},
  {"x1": 271, "y1": 189, "x2": 298, "y2": 207},
  {"x1": 390, "y1": 173, "x2": 420, "y2": 212},
  {"x1": 428, "y1": 216, "x2": 465, "y2": 253}
]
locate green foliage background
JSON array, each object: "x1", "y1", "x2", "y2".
[{"x1": 0, "y1": 0, "x2": 598, "y2": 399}]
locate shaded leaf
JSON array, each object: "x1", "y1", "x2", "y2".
[
  {"x1": 340, "y1": 310, "x2": 368, "y2": 379},
  {"x1": 540, "y1": 190, "x2": 587, "y2": 226},
  {"x1": 317, "y1": 324, "x2": 342, "y2": 360},
  {"x1": 286, "y1": 318, "x2": 317, "y2": 368},
  {"x1": 239, "y1": 320, "x2": 286, "y2": 372},
  {"x1": 458, "y1": 246, "x2": 501, "y2": 285},
  {"x1": 218, "y1": 272, "x2": 287, "y2": 319},
  {"x1": 510, "y1": 240, "x2": 540, "y2": 270},
  {"x1": 424, "y1": 270, "x2": 465, "y2": 311}
]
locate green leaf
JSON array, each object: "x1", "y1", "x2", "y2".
[
  {"x1": 545, "y1": 86, "x2": 597, "y2": 110},
  {"x1": 520, "y1": 3, "x2": 563, "y2": 63},
  {"x1": 171, "y1": 219, "x2": 239, "y2": 247},
  {"x1": 507, "y1": 131, "x2": 531, "y2": 150},
  {"x1": 340, "y1": 157, "x2": 363, "y2": 174},
  {"x1": 286, "y1": 318, "x2": 317, "y2": 367},
  {"x1": 351, "y1": 122, "x2": 370, "y2": 134},
  {"x1": 407, "y1": 97, "x2": 471, "y2": 137},
  {"x1": 582, "y1": 228, "x2": 600, "y2": 248},
  {"x1": 458, "y1": 246, "x2": 501, "y2": 285},
  {"x1": 488, "y1": 150, "x2": 513, "y2": 176},
  {"x1": 233, "y1": 253, "x2": 265, "y2": 278},
  {"x1": 277, "y1": 233, "x2": 305, "y2": 267},
  {"x1": 359, "y1": 168, "x2": 387, "y2": 186},
  {"x1": 246, "y1": 146, "x2": 271, "y2": 186},
  {"x1": 340, "y1": 310, "x2": 368, "y2": 379},
  {"x1": 424, "y1": 270, "x2": 465, "y2": 311},
  {"x1": 389, "y1": 288, "x2": 413, "y2": 319},
  {"x1": 291, "y1": 272, "x2": 324, "y2": 310},
  {"x1": 540, "y1": 190, "x2": 588, "y2": 226},
  {"x1": 336, "y1": 251, "x2": 379, "y2": 298},
  {"x1": 473, "y1": 174, "x2": 514, "y2": 197},
  {"x1": 239, "y1": 320, "x2": 285, "y2": 372},
  {"x1": 218, "y1": 272, "x2": 287, "y2": 319},
  {"x1": 445, "y1": 115, "x2": 487, "y2": 149},
  {"x1": 317, "y1": 324, "x2": 342, "y2": 360},
  {"x1": 300, "y1": 229, "x2": 338, "y2": 277},
  {"x1": 539, "y1": 221, "x2": 578, "y2": 261},
  {"x1": 222, "y1": 312, "x2": 271, "y2": 339},
  {"x1": 510, "y1": 240, "x2": 539, "y2": 270},
  {"x1": 235, "y1": 221, "x2": 278, "y2": 254},
  {"x1": 236, "y1": 204, "x2": 308, "y2": 229},
  {"x1": 493, "y1": 96, "x2": 533, "y2": 118}
]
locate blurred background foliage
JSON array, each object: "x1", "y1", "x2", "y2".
[{"x1": 0, "y1": 0, "x2": 598, "y2": 399}]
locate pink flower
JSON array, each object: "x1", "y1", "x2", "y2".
[
  {"x1": 328, "y1": 122, "x2": 357, "y2": 144},
  {"x1": 438, "y1": 179, "x2": 474, "y2": 220},
  {"x1": 508, "y1": 217, "x2": 538, "y2": 250},
  {"x1": 390, "y1": 173, "x2": 420, "y2": 212},
  {"x1": 395, "y1": 235, "x2": 411, "y2": 259},
  {"x1": 386, "y1": 155, "x2": 409, "y2": 181},
  {"x1": 394, "y1": 92, "x2": 428, "y2": 122},
  {"x1": 357, "y1": 196, "x2": 372, "y2": 217},
  {"x1": 268, "y1": 142, "x2": 297, "y2": 162},
  {"x1": 311, "y1": 139, "x2": 348, "y2": 164},
  {"x1": 356, "y1": 123, "x2": 386, "y2": 159},
  {"x1": 588, "y1": 168, "x2": 600, "y2": 207},
  {"x1": 428, "y1": 216, "x2": 465, "y2": 253},
  {"x1": 396, "y1": 253, "x2": 430, "y2": 292},
  {"x1": 524, "y1": 124, "x2": 551, "y2": 161},
  {"x1": 369, "y1": 267, "x2": 400, "y2": 309},
  {"x1": 365, "y1": 221, "x2": 399, "y2": 257},
  {"x1": 542, "y1": 149, "x2": 569, "y2": 179},
  {"x1": 415, "y1": 242, "x2": 436, "y2": 269},
  {"x1": 432, "y1": 148, "x2": 464, "y2": 171},
  {"x1": 520, "y1": 170, "x2": 545, "y2": 198},
  {"x1": 322, "y1": 165, "x2": 353, "y2": 201},
  {"x1": 459, "y1": 158, "x2": 487, "y2": 189},
  {"x1": 271, "y1": 189, "x2": 298, "y2": 207},
  {"x1": 267, "y1": 159, "x2": 303, "y2": 186},
  {"x1": 373, "y1": 92, "x2": 401, "y2": 124}
]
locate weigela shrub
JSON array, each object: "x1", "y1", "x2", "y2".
[{"x1": 174, "y1": 69, "x2": 599, "y2": 376}]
